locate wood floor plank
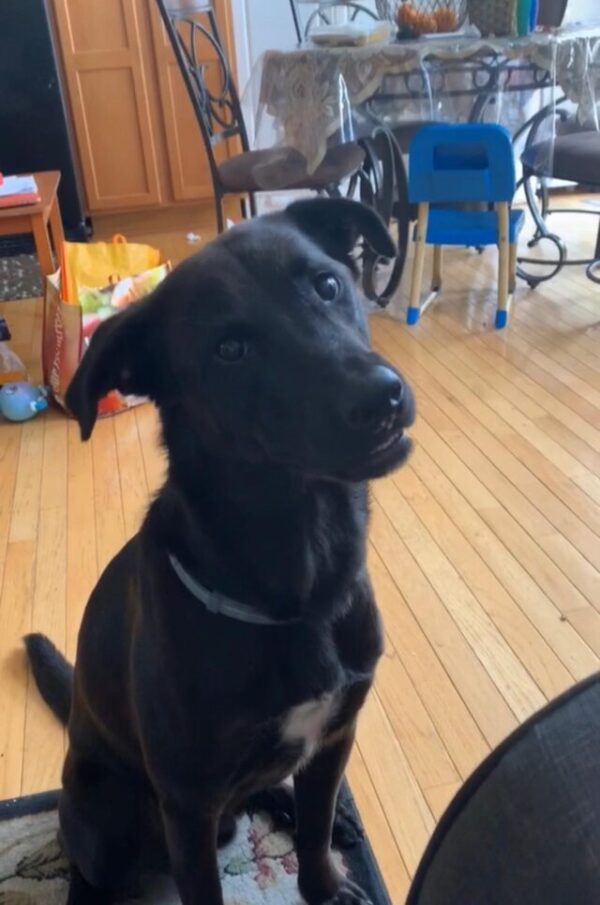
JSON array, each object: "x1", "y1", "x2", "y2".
[
  {"x1": 406, "y1": 447, "x2": 599, "y2": 679},
  {"x1": 135, "y1": 404, "x2": 166, "y2": 495},
  {"x1": 66, "y1": 420, "x2": 97, "y2": 661},
  {"x1": 373, "y1": 320, "x2": 600, "y2": 608},
  {"x1": 114, "y1": 408, "x2": 150, "y2": 538},
  {"x1": 9, "y1": 420, "x2": 44, "y2": 544},
  {"x1": 92, "y1": 417, "x2": 126, "y2": 575},
  {"x1": 373, "y1": 479, "x2": 546, "y2": 721},
  {"x1": 396, "y1": 465, "x2": 575, "y2": 698},
  {"x1": 369, "y1": 541, "x2": 490, "y2": 778},
  {"x1": 375, "y1": 650, "x2": 460, "y2": 793},
  {"x1": 346, "y1": 746, "x2": 411, "y2": 901},
  {"x1": 22, "y1": 507, "x2": 66, "y2": 795},
  {"x1": 357, "y1": 691, "x2": 434, "y2": 875},
  {"x1": 386, "y1": 315, "x2": 600, "y2": 505},
  {"x1": 0, "y1": 425, "x2": 21, "y2": 593},
  {"x1": 40, "y1": 413, "x2": 68, "y2": 512},
  {"x1": 369, "y1": 516, "x2": 517, "y2": 750},
  {"x1": 426, "y1": 310, "x2": 600, "y2": 457},
  {"x1": 424, "y1": 782, "x2": 462, "y2": 821},
  {"x1": 0, "y1": 541, "x2": 36, "y2": 799}
]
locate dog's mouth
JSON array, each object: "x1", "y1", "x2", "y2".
[
  {"x1": 334, "y1": 414, "x2": 414, "y2": 483},
  {"x1": 369, "y1": 428, "x2": 412, "y2": 466},
  {"x1": 359, "y1": 425, "x2": 413, "y2": 478}
]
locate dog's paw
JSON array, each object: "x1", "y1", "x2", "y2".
[
  {"x1": 331, "y1": 799, "x2": 364, "y2": 850},
  {"x1": 245, "y1": 785, "x2": 295, "y2": 831},
  {"x1": 312, "y1": 879, "x2": 373, "y2": 905},
  {"x1": 244, "y1": 784, "x2": 363, "y2": 848}
]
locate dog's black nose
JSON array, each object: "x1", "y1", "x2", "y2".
[{"x1": 346, "y1": 365, "x2": 404, "y2": 430}]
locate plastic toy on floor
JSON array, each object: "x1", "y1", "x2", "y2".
[{"x1": 0, "y1": 382, "x2": 49, "y2": 421}]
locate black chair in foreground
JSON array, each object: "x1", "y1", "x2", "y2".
[{"x1": 407, "y1": 673, "x2": 600, "y2": 905}]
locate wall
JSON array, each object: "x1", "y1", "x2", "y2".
[
  {"x1": 230, "y1": 0, "x2": 298, "y2": 109},
  {"x1": 565, "y1": 0, "x2": 598, "y2": 21}
]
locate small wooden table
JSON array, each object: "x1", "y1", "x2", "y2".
[{"x1": 0, "y1": 171, "x2": 65, "y2": 278}]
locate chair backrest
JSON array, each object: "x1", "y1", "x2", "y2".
[
  {"x1": 408, "y1": 123, "x2": 517, "y2": 204},
  {"x1": 537, "y1": 0, "x2": 568, "y2": 27},
  {"x1": 289, "y1": 1, "x2": 380, "y2": 42},
  {"x1": 155, "y1": 0, "x2": 249, "y2": 188}
]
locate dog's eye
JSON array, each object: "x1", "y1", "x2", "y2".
[
  {"x1": 314, "y1": 273, "x2": 340, "y2": 302},
  {"x1": 216, "y1": 338, "x2": 248, "y2": 363}
]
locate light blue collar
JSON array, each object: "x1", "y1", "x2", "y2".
[{"x1": 168, "y1": 554, "x2": 299, "y2": 627}]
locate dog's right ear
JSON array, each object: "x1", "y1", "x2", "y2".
[
  {"x1": 284, "y1": 198, "x2": 395, "y2": 269},
  {"x1": 65, "y1": 298, "x2": 159, "y2": 441}
]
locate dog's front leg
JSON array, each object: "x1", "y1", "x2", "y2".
[
  {"x1": 295, "y1": 727, "x2": 372, "y2": 905},
  {"x1": 159, "y1": 797, "x2": 223, "y2": 905}
]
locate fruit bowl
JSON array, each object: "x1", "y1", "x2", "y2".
[{"x1": 395, "y1": 1, "x2": 466, "y2": 38}]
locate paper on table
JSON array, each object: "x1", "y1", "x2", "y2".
[
  {"x1": 0, "y1": 175, "x2": 39, "y2": 198},
  {"x1": 310, "y1": 22, "x2": 394, "y2": 47}
]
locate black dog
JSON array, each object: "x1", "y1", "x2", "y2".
[{"x1": 25, "y1": 198, "x2": 415, "y2": 905}]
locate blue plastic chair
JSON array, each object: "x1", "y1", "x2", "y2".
[{"x1": 407, "y1": 124, "x2": 525, "y2": 329}]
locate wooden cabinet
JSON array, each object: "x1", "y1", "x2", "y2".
[{"x1": 51, "y1": 0, "x2": 236, "y2": 213}]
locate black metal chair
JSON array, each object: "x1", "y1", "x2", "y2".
[
  {"x1": 155, "y1": 0, "x2": 365, "y2": 233},
  {"x1": 519, "y1": 105, "x2": 600, "y2": 285},
  {"x1": 289, "y1": 0, "x2": 381, "y2": 44},
  {"x1": 537, "y1": 0, "x2": 568, "y2": 27}
]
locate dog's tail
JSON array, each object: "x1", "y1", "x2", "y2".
[{"x1": 24, "y1": 633, "x2": 74, "y2": 725}]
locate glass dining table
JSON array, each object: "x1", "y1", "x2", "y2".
[{"x1": 244, "y1": 22, "x2": 600, "y2": 306}]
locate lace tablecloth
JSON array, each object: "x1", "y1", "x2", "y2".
[{"x1": 254, "y1": 24, "x2": 600, "y2": 175}]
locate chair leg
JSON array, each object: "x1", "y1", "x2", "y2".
[
  {"x1": 431, "y1": 245, "x2": 443, "y2": 292},
  {"x1": 407, "y1": 202, "x2": 429, "y2": 326},
  {"x1": 508, "y1": 242, "x2": 517, "y2": 295},
  {"x1": 215, "y1": 195, "x2": 225, "y2": 234},
  {"x1": 495, "y1": 203, "x2": 510, "y2": 329}
]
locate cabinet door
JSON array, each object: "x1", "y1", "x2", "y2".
[
  {"x1": 148, "y1": 0, "x2": 236, "y2": 202},
  {"x1": 53, "y1": 0, "x2": 161, "y2": 211}
]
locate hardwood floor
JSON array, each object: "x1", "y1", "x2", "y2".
[{"x1": 1, "y1": 199, "x2": 599, "y2": 902}]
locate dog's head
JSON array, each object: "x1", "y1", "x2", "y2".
[{"x1": 66, "y1": 198, "x2": 415, "y2": 482}]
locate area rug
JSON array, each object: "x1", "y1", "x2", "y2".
[
  {"x1": 0, "y1": 253, "x2": 43, "y2": 301},
  {"x1": 0, "y1": 785, "x2": 390, "y2": 904}
]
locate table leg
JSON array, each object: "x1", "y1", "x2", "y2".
[
  {"x1": 31, "y1": 214, "x2": 55, "y2": 279},
  {"x1": 49, "y1": 199, "x2": 65, "y2": 261}
]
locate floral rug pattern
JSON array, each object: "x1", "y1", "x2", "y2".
[{"x1": 0, "y1": 798, "x2": 378, "y2": 905}]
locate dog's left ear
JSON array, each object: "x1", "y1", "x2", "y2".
[
  {"x1": 285, "y1": 198, "x2": 395, "y2": 268},
  {"x1": 65, "y1": 295, "x2": 161, "y2": 441}
]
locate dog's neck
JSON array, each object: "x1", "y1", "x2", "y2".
[{"x1": 150, "y1": 448, "x2": 368, "y2": 623}]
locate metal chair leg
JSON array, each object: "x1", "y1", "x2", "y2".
[
  {"x1": 496, "y1": 203, "x2": 510, "y2": 329},
  {"x1": 215, "y1": 195, "x2": 225, "y2": 234},
  {"x1": 408, "y1": 202, "x2": 429, "y2": 326}
]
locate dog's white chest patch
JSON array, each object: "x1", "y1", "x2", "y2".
[{"x1": 281, "y1": 693, "x2": 337, "y2": 762}]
